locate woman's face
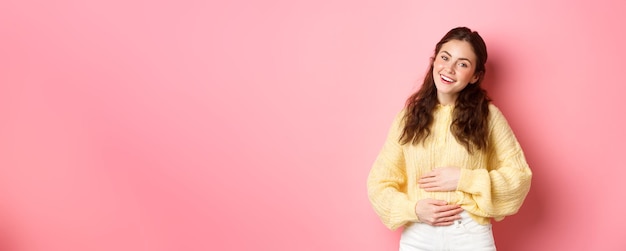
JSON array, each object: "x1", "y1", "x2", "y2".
[{"x1": 432, "y1": 39, "x2": 480, "y2": 105}]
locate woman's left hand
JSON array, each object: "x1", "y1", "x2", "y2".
[{"x1": 418, "y1": 166, "x2": 461, "y2": 192}]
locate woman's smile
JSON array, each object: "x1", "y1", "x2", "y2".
[{"x1": 440, "y1": 74, "x2": 456, "y2": 84}]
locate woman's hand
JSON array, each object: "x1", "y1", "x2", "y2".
[
  {"x1": 418, "y1": 166, "x2": 461, "y2": 192},
  {"x1": 415, "y1": 198, "x2": 463, "y2": 226}
]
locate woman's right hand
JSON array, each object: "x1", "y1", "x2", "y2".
[{"x1": 415, "y1": 198, "x2": 463, "y2": 226}]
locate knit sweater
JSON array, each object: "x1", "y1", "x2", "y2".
[{"x1": 367, "y1": 104, "x2": 532, "y2": 230}]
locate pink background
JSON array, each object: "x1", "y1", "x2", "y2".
[{"x1": 1, "y1": 0, "x2": 625, "y2": 250}]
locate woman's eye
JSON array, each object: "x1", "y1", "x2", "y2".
[
  {"x1": 441, "y1": 55, "x2": 448, "y2": 61},
  {"x1": 459, "y1": 63, "x2": 467, "y2": 68}
]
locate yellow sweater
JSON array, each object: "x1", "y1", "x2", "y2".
[{"x1": 367, "y1": 104, "x2": 532, "y2": 230}]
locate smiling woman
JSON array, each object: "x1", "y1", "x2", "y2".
[
  {"x1": 433, "y1": 40, "x2": 480, "y2": 105},
  {"x1": 367, "y1": 27, "x2": 532, "y2": 251},
  {"x1": 5, "y1": 0, "x2": 626, "y2": 250}
]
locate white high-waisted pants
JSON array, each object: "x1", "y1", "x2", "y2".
[{"x1": 399, "y1": 212, "x2": 496, "y2": 251}]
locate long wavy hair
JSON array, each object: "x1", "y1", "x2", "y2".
[{"x1": 400, "y1": 27, "x2": 490, "y2": 153}]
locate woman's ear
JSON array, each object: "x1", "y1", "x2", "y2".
[{"x1": 470, "y1": 71, "x2": 483, "y2": 84}]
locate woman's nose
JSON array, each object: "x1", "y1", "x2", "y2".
[{"x1": 443, "y1": 62, "x2": 454, "y2": 74}]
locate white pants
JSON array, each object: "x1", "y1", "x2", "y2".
[{"x1": 399, "y1": 212, "x2": 496, "y2": 251}]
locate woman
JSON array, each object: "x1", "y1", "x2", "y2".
[{"x1": 367, "y1": 27, "x2": 532, "y2": 250}]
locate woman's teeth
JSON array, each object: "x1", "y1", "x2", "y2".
[{"x1": 441, "y1": 75, "x2": 455, "y2": 83}]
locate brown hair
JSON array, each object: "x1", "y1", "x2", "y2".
[{"x1": 400, "y1": 27, "x2": 490, "y2": 153}]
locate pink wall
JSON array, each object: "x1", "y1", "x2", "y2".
[{"x1": 1, "y1": 0, "x2": 625, "y2": 250}]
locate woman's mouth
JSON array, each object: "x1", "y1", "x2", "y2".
[{"x1": 440, "y1": 74, "x2": 456, "y2": 84}]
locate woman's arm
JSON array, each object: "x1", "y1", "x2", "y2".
[
  {"x1": 367, "y1": 111, "x2": 419, "y2": 230},
  {"x1": 455, "y1": 106, "x2": 532, "y2": 220}
]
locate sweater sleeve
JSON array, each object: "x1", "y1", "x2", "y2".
[
  {"x1": 367, "y1": 111, "x2": 419, "y2": 230},
  {"x1": 456, "y1": 106, "x2": 532, "y2": 221}
]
